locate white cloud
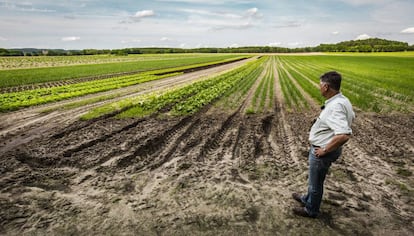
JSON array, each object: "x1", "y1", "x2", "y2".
[
  {"x1": 355, "y1": 34, "x2": 371, "y2": 40},
  {"x1": 61, "y1": 36, "x2": 80, "y2": 42},
  {"x1": 0, "y1": 36, "x2": 7, "y2": 41},
  {"x1": 332, "y1": 31, "x2": 339, "y2": 35},
  {"x1": 123, "y1": 9, "x2": 156, "y2": 23},
  {"x1": 401, "y1": 27, "x2": 414, "y2": 34},
  {"x1": 134, "y1": 10, "x2": 155, "y2": 18}
]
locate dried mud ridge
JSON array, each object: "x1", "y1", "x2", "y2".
[{"x1": 1, "y1": 101, "x2": 413, "y2": 235}]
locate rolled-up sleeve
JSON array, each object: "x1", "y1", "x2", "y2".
[{"x1": 325, "y1": 103, "x2": 352, "y2": 135}]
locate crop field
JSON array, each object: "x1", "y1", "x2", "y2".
[{"x1": 0, "y1": 53, "x2": 413, "y2": 235}]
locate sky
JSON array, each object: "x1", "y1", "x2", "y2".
[{"x1": 1, "y1": 0, "x2": 414, "y2": 49}]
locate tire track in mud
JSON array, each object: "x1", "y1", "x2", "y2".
[
  {"x1": 170, "y1": 57, "x2": 302, "y2": 191},
  {"x1": 60, "y1": 118, "x2": 148, "y2": 159},
  {"x1": 120, "y1": 61, "x2": 283, "y2": 229},
  {"x1": 348, "y1": 114, "x2": 413, "y2": 222},
  {"x1": 353, "y1": 114, "x2": 414, "y2": 161},
  {"x1": 271, "y1": 61, "x2": 308, "y2": 173},
  {"x1": 114, "y1": 115, "x2": 197, "y2": 171},
  {"x1": 69, "y1": 104, "x2": 214, "y2": 173},
  {"x1": 195, "y1": 58, "x2": 271, "y2": 168},
  {"x1": 197, "y1": 110, "x2": 240, "y2": 162},
  {"x1": 323, "y1": 137, "x2": 414, "y2": 233},
  {"x1": 108, "y1": 59, "x2": 275, "y2": 218}
]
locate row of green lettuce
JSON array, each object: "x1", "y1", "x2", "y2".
[
  {"x1": 0, "y1": 56, "x2": 248, "y2": 112},
  {"x1": 81, "y1": 57, "x2": 267, "y2": 120}
]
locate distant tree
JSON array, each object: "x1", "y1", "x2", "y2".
[{"x1": 0, "y1": 48, "x2": 9, "y2": 56}]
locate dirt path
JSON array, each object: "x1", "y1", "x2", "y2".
[{"x1": 0, "y1": 56, "x2": 413, "y2": 235}]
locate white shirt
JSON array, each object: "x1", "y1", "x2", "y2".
[{"x1": 309, "y1": 92, "x2": 355, "y2": 148}]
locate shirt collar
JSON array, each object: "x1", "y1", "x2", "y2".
[{"x1": 325, "y1": 92, "x2": 343, "y2": 105}]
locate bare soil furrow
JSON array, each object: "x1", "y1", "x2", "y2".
[
  {"x1": 148, "y1": 117, "x2": 203, "y2": 171},
  {"x1": 60, "y1": 118, "x2": 147, "y2": 158},
  {"x1": 115, "y1": 116, "x2": 193, "y2": 169},
  {"x1": 199, "y1": 109, "x2": 242, "y2": 162}
]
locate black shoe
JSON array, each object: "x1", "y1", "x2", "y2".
[
  {"x1": 292, "y1": 207, "x2": 317, "y2": 218},
  {"x1": 292, "y1": 193, "x2": 305, "y2": 206}
]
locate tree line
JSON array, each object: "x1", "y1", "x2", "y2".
[{"x1": 1, "y1": 38, "x2": 413, "y2": 56}]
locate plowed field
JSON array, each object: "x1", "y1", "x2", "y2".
[{"x1": 0, "y1": 56, "x2": 413, "y2": 235}]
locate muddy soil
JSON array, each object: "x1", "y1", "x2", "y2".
[
  {"x1": 0, "y1": 104, "x2": 413, "y2": 235},
  {"x1": 0, "y1": 58, "x2": 413, "y2": 235}
]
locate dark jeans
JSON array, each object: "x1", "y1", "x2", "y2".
[{"x1": 300, "y1": 145, "x2": 342, "y2": 217}]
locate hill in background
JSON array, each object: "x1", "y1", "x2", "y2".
[{"x1": 316, "y1": 38, "x2": 411, "y2": 52}]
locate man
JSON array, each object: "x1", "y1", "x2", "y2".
[{"x1": 292, "y1": 71, "x2": 355, "y2": 218}]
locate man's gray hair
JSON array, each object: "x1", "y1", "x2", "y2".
[{"x1": 320, "y1": 71, "x2": 342, "y2": 91}]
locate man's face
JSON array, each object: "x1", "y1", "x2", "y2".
[{"x1": 319, "y1": 81, "x2": 329, "y2": 97}]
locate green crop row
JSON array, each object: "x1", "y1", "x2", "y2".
[
  {"x1": 171, "y1": 58, "x2": 266, "y2": 116},
  {"x1": 248, "y1": 57, "x2": 275, "y2": 113},
  {"x1": 279, "y1": 57, "x2": 378, "y2": 111},
  {"x1": 268, "y1": 58, "x2": 275, "y2": 110},
  {"x1": 276, "y1": 58, "x2": 308, "y2": 111},
  {"x1": 260, "y1": 57, "x2": 275, "y2": 112},
  {"x1": 0, "y1": 56, "x2": 251, "y2": 112},
  {"x1": 279, "y1": 56, "x2": 384, "y2": 111},
  {"x1": 277, "y1": 57, "x2": 324, "y2": 105},
  {"x1": 82, "y1": 57, "x2": 266, "y2": 119},
  {"x1": 216, "y1": 57, "x2": 266, "y2": 111},
  {"x1": 0, "y1": 54, "x2": 247, "y2": 88},
  {"x1": 277, "y1": 55, "x2": 414, "y2": 112}
]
